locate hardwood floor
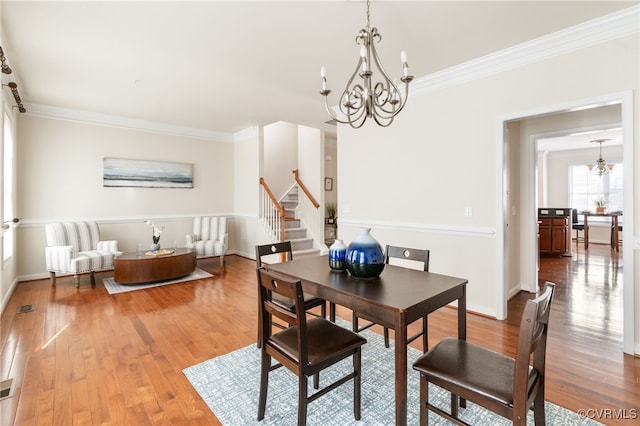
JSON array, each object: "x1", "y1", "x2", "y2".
[{"x1": 1, "y1": 245, "x2": 638, "y2": 425}]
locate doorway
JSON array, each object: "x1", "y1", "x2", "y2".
[{"x1": 497, "y1": 91, "x2": 634, "y2": 355}]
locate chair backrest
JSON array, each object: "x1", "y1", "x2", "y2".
[
  {"x1": 45, "y1": 222, "x2": 100, "y2": 252},
  {"x1": 192, "y1": 216, "x2": 227, "y2": 241},
  {"x1": 255, "y1": 241, "x2": 293, "y2": 268},
  {"x1": 385, "y1": 245, "x2": 430, "y2": 272},
  {"x1": 513, "y1": 281, "x2": 555, "y2": 406},
  {"x1": 257, "y1": 268, "x2": 308, "y2": 363},
  {"x1": 571, "y1": 208, "x2": 578, "y2": 224}
]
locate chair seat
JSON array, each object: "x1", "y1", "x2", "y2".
[
  {"x1": 268, "y1": 318, "x2": 367, "y2": 367},
  {"x1": 413, "y1": 337, "x2": 538, "y2": 407}
]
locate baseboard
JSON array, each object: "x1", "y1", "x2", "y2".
[{"x1": 0, "y1": 276, "x2": 20, "y2": 316}]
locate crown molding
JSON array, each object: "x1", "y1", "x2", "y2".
[
  {"x1": 412, "y1": 5, "x2": 639, "y2": 96},
  {"x1": 24, "y1": 103, "x2": 235, "y2": 143}
]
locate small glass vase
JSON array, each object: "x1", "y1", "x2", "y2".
[
  {"x1": 329, "y1": 239, "x2": 348, "y2": 271},
  {"x1": 346, "y1": 228, "x2": 385, "y2": 278}
]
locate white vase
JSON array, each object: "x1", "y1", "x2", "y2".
[{"x1": 329, "y1": 239, "x2": 348, "y2": 271}]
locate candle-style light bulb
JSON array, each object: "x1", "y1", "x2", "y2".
[
  {"x1": 400, "y1": 50, "x2": 409, "y2": 77},
  {"x1": 360, "y1": 45, "x2": 369, "y2": 72},
  {"x1": 320, "y1": 66, "x2": 327, "y2": 91}
]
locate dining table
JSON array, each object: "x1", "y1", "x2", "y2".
[
  {"x1": 263, "y1": 254, "x2": 469, "y2": 426},
  {"x1": 582, "y1": 211, "x2": 622, "y2": 251}
]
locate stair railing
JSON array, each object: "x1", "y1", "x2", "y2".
[
  {"x1": 259, "y1": 178, "x2": 285, "y2": 242},
  {"x1": 292, "y1": 169, "x2": 320, "y2": 208},
  {"x1": 292, "y1": 169, "x2": 325, "y2": 251}
]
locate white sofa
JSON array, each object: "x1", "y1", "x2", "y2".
[
  {"x1": 45, "y1": 221, "x2": 119, "y2": 288},
  {"x1": 185, "y1": 216, "x2": 228, "y2": 268}
]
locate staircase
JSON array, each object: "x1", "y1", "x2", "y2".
[{"x1": 280, "y1": 186, "x2": 321, "y2": 257}]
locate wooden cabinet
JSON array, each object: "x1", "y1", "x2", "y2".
[{"x1": 538, "y1": 217, "x2": 568, "y2": 255}]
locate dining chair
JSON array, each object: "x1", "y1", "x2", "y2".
[
  {"x1": 257, "y1": 268, "x2": 367, "y2": 425},
  {"x1": 611, "y1": 223, "x2": 623, "y2": 247},
  {"x1": 571, "y1": 209, "x2": 586, "y2": 248},
  {"x1": 352, "y1": 245, "x2": 431, "y2": 351},
  {"x1": 413, "y1": 281, "x2": 555, "y2": 426},
  {"x1": 255, "y1": 242, "x2": 327, "y2": 348}
]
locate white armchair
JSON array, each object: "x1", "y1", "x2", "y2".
[
  {"x1": 185, "y1": 216, "x2": 228, "y2": 268},
  {"x1": 45, "y1": 221, "x2": 119, "y2": 288}
]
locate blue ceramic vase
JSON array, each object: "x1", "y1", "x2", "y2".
[
  {"x1": 346, "y1": 228, "x2": 385, "y2": 278},
  {"x1": 329, "y1": 239, "x2": 348, "y2": 271}
]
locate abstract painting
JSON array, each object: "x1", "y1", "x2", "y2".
[{"x1": 103, "y1": 158, "x2": 193, "y2": 188}]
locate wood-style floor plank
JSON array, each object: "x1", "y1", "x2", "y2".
[{"x1": 1, "y1": 245, "x2": 638, "y2": 425}]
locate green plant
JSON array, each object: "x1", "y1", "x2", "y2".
[
  {"x1": 594, "y1": 198, "x2": 607, "y2": 207},
  {"x1": 326, "y1": 203, "x2": 337, "y2": 219}
]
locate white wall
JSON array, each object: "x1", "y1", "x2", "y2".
[
  {"x1": 336, "y1": 33, "x2": 638, "y2": 333},
  {"x1": 297, "y1": 125, "x2": 325, "y2": 249},
  {"x1": 263, "y1": 121, "x2": 298, "y2": 200},
  {"x1": 15, "y1": 114, "x2": 236, "y2": 278},
  {"x1": 233, "y1": 126, "x2": 264, "y2": 258}
]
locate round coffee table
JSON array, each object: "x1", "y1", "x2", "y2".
[{"x1": 114, "y1": 248, "x2": 197, "y2": 284}]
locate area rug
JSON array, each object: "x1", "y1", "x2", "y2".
[
  {"x1": 102, "y1": 268, "x2": 213, "y2": 294},
  {"x1": 183, "y1": 319, "x2": 601, "y2": 426}
]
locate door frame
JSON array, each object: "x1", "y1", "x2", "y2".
[{"x1": 497, "y1": 90, "x2": 634, "y2": 355}]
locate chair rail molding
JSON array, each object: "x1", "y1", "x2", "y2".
[{"x1": 338, "y1": 219, "x2": 495, "y2": 239}]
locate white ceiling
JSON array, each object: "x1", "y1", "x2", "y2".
[
  {"x1": 1, "y1": 1, "x2": 637, "y2": 137},
  {"x1": 537, "y1": 128, "x2": 623, "y2": 153}
]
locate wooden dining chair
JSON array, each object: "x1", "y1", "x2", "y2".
[
  {"x1": 257, "y1": 268, "x2": 367, "y2": 425},
  {"x1": 413, "y1": 281, "x2": 555, "y2": 426},
  {"x1": 255, "y1": 242, "x2": 327, "y2": 348},
  {"x1": 571, "y1": 208, "x2": 587, "y2": 248},
  {"x1": 352, "y1": 245, "x2": 431, "y2": 351}
]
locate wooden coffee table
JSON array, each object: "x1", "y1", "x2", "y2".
[{"x1": 114, "y1": 248, "x2": 197, "y2": 284}]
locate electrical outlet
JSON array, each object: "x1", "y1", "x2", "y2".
[{"x1": 464, "y1": 206, "x2": 472, "y2": 217}]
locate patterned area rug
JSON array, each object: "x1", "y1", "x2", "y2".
[
  {"x1": 102, "y1": 268, "x2": 212, "y2": 294},
  {"x1": 184, "y1": 319, "x2": 601, "y2": 426}
]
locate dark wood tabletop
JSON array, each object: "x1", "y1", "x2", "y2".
[{"x1": 264, "y1": 254, "x2": 468, "y2": 426}]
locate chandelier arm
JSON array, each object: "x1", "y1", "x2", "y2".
[
  {"x1": 323, "y1": 87, "x2": 368, "y2": 126},
  {"x1": 318, "y1": 0, "x2": 412, "y2": 128}
]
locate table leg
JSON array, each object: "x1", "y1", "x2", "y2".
[
  {"x1": 394, "y1": 314, "x2": 408, "y2": 426},
  {"x1": 583, "y1": 213, "x2": 589, "y2": 249},
  {"x1": 611, "y1": 215, "x2": 619, "y2": 251},
  {"x1": 458, "y1": 287, "x2": 467, "y2": 409}
]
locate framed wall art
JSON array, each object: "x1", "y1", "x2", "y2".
[
  {"x1": 103, "y1": 158, "x2": 193, "y2": 188},
  {"x1": 325, "y1": 177, "x2": 333, "y2": 191}
]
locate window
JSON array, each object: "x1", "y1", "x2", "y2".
[
  {"x1": 569, "y1": 162, "x2": 623, "y2": 223},
  {"x1": 3, "y1": 112, "x2": 15, "y2": 263}
]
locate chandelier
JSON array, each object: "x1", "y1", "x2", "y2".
[
  {"x1": 587, "y1": 139, "x2": 614, "y2": 176},
  {"x1": 319, "y1": 0, "x2": 413, "y2": 128}
]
